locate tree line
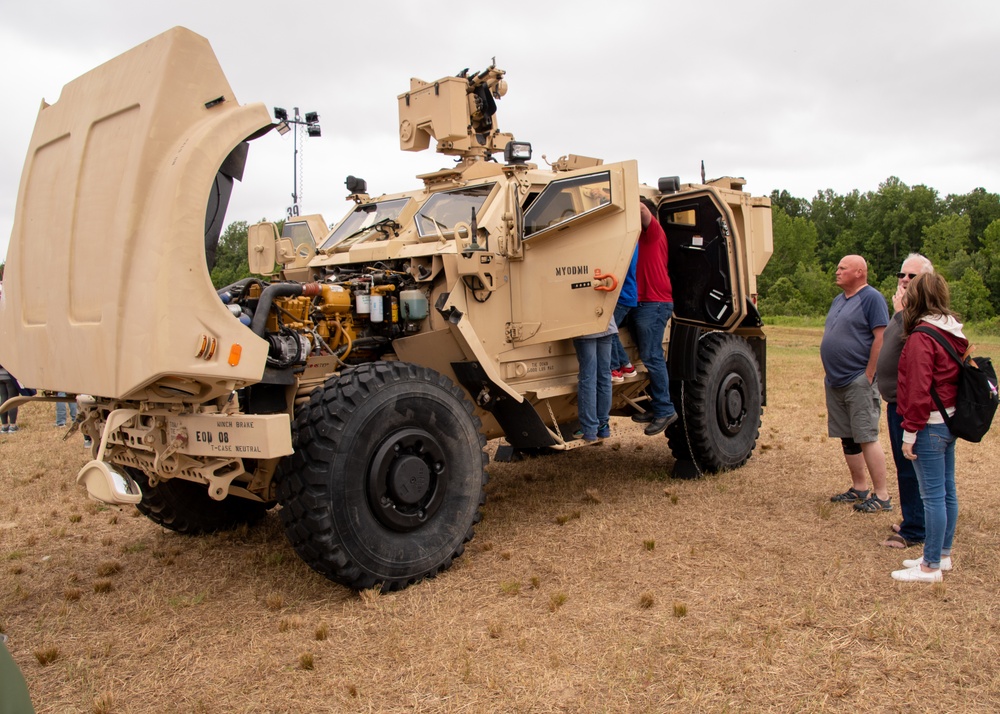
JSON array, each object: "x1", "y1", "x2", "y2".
[{"x1": 760, "y1": 177, "x2": 1000, "y2": 323}]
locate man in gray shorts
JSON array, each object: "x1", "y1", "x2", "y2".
[{"x1": 820, "y1": 255, "x2": 891, "y2": 512}]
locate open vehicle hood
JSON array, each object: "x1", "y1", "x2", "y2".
[{"x1": 0, "y1": 27, "x2": 272, "y2": 402}]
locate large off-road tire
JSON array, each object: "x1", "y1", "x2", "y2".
[
  {"x1": 667, "y1": 333, "x2": 762, "y2": 473},
  {"x1": 129, "y1": 469, "x2": 270, "y2": 534},
  {"x1": 276, "y1": 362, "x2": 488, "y2": 591}
]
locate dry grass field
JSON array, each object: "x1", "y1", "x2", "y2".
[{"x1": 3, "y1": 325, "x2": 1000, "y2": 713}]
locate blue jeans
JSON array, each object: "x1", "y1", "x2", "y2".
[
  {"x1": 611, "y1": 302, "x2": 634, "y2": 370},
  {"x1": 631, "y1": 301, "x2": 675, "y2": 419},
  {"x1": 56, "y1": 394, "x2": 78, "y2": 427},
  {"x1": 573, "y1": 335, "x2": 613, "y2": 439},
  {"x1": 887, "y1": 403, "x2": 924, "y2": 543},
  {"x1": 912, "y1": 422, "x2": 957, "y2": 568}
]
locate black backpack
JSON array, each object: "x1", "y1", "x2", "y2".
[{"x1": 913, "y1": 326, "x2": 999, "y2": 443}]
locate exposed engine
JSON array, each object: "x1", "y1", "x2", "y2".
[{"x1": 218, "y1": 261, "x2": 431, "y2": 374}]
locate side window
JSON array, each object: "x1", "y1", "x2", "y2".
[
  {"x1": 523, "y1": 172, "x2": 612, "y2": 237},
  {"x1": 282, "y1": 221, "x2": 316, "y2": 251}
]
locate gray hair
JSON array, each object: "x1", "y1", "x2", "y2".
[{"x1": 901, "y1": 253, "x2": 934, "y2": 274}]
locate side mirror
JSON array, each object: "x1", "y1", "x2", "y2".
[
  {"x1": 248, "y1": 222, "x2": 279, "y2": 275},
  {"x1": 658, "y1": 176, "x2": 681, "y2": 194}
]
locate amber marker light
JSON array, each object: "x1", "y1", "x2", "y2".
[{"x1": 228, "y1": 344, "x2": 243, "y2": 366}]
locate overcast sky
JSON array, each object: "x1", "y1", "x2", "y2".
[{"x1": 2, "y1": 1, "x2": 998, "y2": 259}]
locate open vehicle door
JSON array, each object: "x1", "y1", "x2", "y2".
[
  {"x1": 507, "y1": 161, "x2": 640, "y2": 346},
  {"x1": 657, "y1": 189, "x2": 748, "y2": 330}
]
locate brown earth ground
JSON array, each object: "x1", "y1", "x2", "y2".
[{"x1": 2, "y1": 325, "x2": 1000, "y2": 713}]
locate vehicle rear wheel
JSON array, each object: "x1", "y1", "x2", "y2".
[
  {"x1": 129, "y1": 469, "x2": 270, "y2": 534},
  {"x1": 276, "y1": 361, "x2": 488, "y2": 591},
  {"x1": 667, "y1": 333, "x2": 762, "y2": 472}
]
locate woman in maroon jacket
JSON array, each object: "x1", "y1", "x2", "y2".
[{"x1": 892, "y1": 273, "x2": 967, "y2": 583}]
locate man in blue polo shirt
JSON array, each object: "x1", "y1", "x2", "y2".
[{"x1": 821, "y1": 254, "x2": 892, "y2": 513}]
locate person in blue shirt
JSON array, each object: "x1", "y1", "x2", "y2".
[
  {"x1": 820, "y1": 255, "x2": 891, "y2": 513},
  {"x1": 610, "y1": 247, "x2": 639, "y2": 382}
]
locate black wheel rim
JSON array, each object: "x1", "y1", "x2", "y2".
[
  {"x1": 367, "y1": 427, "x2": 448, "y2": 532},
  {"x1": 716, "y1": 372, "x2": 747, "y2": 436}
]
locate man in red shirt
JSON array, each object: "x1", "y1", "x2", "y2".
[{"x1": 630, "y1": 198, "x2": 678, "y2": 435}]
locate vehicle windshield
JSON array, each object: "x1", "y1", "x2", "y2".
[
  {"x1": 320, "y1": 198, "x2": 411, "y2": 251},
  {"x1": 415, "y1": 185, "x2": 494, "y2": 239}
]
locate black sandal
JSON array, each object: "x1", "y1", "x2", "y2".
[
  {"x1": 853, "y1": 494, "x2": 892, "y2": 512},
  {"x1": 830, "y1": 487, "x2": 869, "y2": 503}
]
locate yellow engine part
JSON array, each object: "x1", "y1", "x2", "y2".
[
  {"x1": 321, "y1": 285, "x2": 352, "y2": 313},
  {"x1": 267, "y1": 295, "x2": 313, "y2": 332}
]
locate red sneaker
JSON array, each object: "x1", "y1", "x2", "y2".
[
  {"x1": 611, "y1": 369, "x2": 624, "y2": 383},
  {"x1": 621, "y1": 363, "x2": 638, "y2": 379}
]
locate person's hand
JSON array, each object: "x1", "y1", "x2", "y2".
[
  {"x1": 892, "y1": 283, "x2": 906, "y2": 313},
  {"x1": 902, "y1": 442, "x2": 916, "y2": 460}
]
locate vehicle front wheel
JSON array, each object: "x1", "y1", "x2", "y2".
[
  {"x1": 130, "y1": 469, "x2": 270, "y2": 534},
  {"x1": 276, "y1": 361, "x2": 488, "y2": 591}
]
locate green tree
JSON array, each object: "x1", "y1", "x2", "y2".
[
  {"x1": 769, "y1": 190, "x2": 810, "y2": 219},
  {"x1": 810, "y1": 188, "x2": 861, "y2": 267},
  {"x1": 921, "y1": 214, "x2": 971, "y2": 278},
  {"x1": 979, "y1": 219, "x2": 1000, "y2": 311},
  {"x1": 856, "y1": 178, "x2": 939, "y2": 280},
  {"x1": 945, "y1": 187, "x2": 1000, "y2": 249},
  {"x1": 758, "y1": 207, "x2": 819, "y2": 295},
  {"x1": 211, "y1": 221, "x2": 251, "y2": 289},
  {"x1": 950, "y1": 268, "x2": 993, "y2": 322}
]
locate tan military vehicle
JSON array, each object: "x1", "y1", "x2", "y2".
[{"x1": 0, "y1": 28, "x2": 772, "y2": 591}]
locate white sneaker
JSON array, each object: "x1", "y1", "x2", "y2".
[
  {"x1": 902, "y1": 555, "x2": 952, "y2": 571},
  {"x1": 891, "y1": 565, "x2": 943, "y2": 583}
]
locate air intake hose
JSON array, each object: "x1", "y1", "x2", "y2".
[{"x1": 250, "y1": 282, "x2": 322, "y2": 337}]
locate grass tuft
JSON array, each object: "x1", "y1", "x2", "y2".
[
  {"x1": 96, "y1": 560, "x2": 122, "y2": 577},
  {"x1": 549, "y1": 592, "x2": 568, "y2": 612},
  {"x1": 264, "y1": 592, "x2": 284, "y2": 610},
  {"x1": 34, "y1": 646, "x2": 59, "y2": 665},
  {"x1": 315, "y1": 623, "x2": 329, "y2": 641},
  {"x1": 92, "y1": 692, "x2": 115, "y2": 714},
  {"x1": 299, "y1": 652, "x2": 314, "y2": 670},
  {"x1": 639, "y1": 592, "x2": 655, "y2": 609},
  {"x1": 500, "y1": 580, "x2": 521, "y2": 596},
  {"x1": 555, "y1": 510, "x2": 581, "y2": 525},
  {"x1": 93, "y1": 580, "x2": 113, "y2": 594},
  {"x1": 673, "y1": 602, "x2": 688, "y2": 618},
  {"x1": 643, "y1": 539, "x2": 655, "y2": 551}
]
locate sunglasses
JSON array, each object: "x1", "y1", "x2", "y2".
[{"x1": 897, "y1": 272, "x2": 918, "y2": 279}]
